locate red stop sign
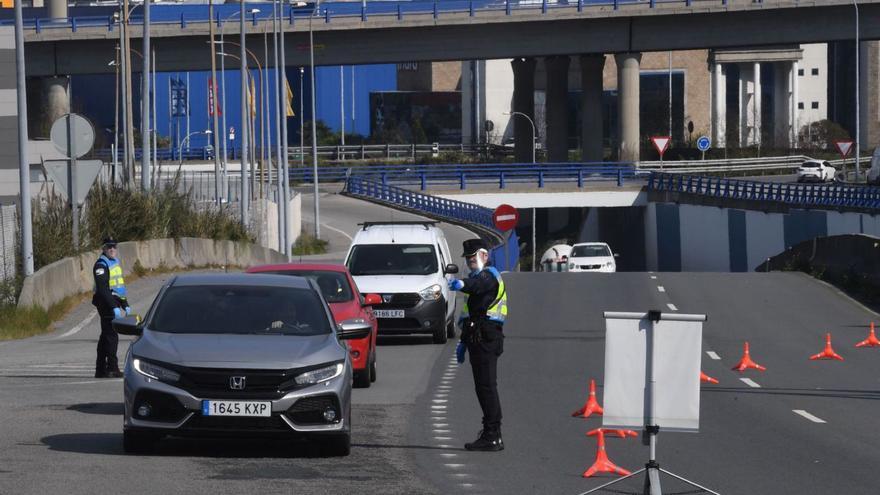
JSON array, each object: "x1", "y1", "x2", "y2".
[{"x1": 493, "y1": 204, "x2": 519, "y2": 232}]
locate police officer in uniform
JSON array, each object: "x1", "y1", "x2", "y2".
[
  {"x1": 92, "y1": 238, "x2": 130, "y2": 378},
  {"x1": 448, "y1": 238, "x2": 508, "y2": 451}
]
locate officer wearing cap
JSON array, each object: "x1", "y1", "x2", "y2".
[
  {"x1": 448, "y1": 238, "x2": 508, "y2": 451},
  {"x1": 91, "y1": 238, "x2": 129, "y2": 378}
]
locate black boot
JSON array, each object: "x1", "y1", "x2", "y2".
[{"x1": 464, "y1": 430, "x2": 504, "y2": 452}]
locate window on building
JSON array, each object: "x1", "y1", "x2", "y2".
[
  {"x1": 798, "y1": 102, "x2": 804, "y2": 110},
  {"x1": 811, "y1": 68, "x2": 819, "y2": 76},
  {"x1": 811, "y1": 101, "x2": 819, "y2": 109},
  {"x1": 798, "y1": 69, "x2": 804, "y2": 76}
]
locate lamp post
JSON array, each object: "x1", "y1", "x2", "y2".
[
  {"x1": 14, "y1": 0, "x2": 34, "y2": 276},
  {"x1": 239, "y1": 0, "x2": 250, "y2": 227},
  {"x1": 854, "y1": 0, "x2": 861, "y2": 180},
  {"x1": 108, "y1": 54, "x2": 120, "y2": 183},
  {"x1": 141, "y1": 0, "x2": 151, "y2": 191},
  {"x1": 309, "y1": 2, "x2": 320, "y2": 239},
  {"x1": 300, "y1": 67, "x2": 305, "y2": 167},
  {"x1": 505, "y1": 111, "x2": 536, "y2": 163},
  {"x1": 178, "y1": 130, "x2": 212, "y2": 169}
]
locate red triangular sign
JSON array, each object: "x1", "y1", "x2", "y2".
[
  {"x1": 651, "y1": 136, "x2": 671, "y2": 155},
  {"x1": 835, "y1": 141, "x2": 853, "y2": 157}
]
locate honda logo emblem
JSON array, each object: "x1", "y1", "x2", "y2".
[
  {"x1": 382, "y1": 294, "x2": 394, "y2": 303},
  {"x1": 229, "y1": 376, "x2": 246, "y2": 390}
]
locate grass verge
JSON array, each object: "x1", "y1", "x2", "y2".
[{"x1": 292, "y1": 233, "x2": 329, "y2": 255}]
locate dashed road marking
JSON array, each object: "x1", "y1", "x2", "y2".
[
  {"x1": 793, "y1": 409, "x2": 826, "y2": 423},
  {"x1": 321, "y1": 223, "x2": 353, "y2": 241},
  {"x1": 51, "y1": 313, "x2": 96, "y2": 340},
  {"x1": 444, "y1": 464, "x2": 466, "y2": 469},
  {"x1": 440, "y1": 453, "x2": 458, "y2": 458},
  {"x1": 657, "y1": 286, "x2": 665, "y2": 292},
  {"x1": 706, "y1": 351, "x2": 721, "y2": 360},
  {"x1": 667, "y1": 303, "x2": 678, "y2": 311},
  {"x1": 739, "y1": 378, "x2": 761, "y2": 388},
  {"x1": 434, "y1": 437, "x2": 453, "y2": 441},
  {"x1": 433, "y1": 429, "x2": 452, "y2": 434},
  {"x1": 650, "y1": 275, "x2": 657, "y2": 280}
]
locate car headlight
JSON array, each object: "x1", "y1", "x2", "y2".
[
  {"x1": 419, "y1": 284, "x2": 442, "y2": 301},
  {"x1": 132, "y1": 358, "x2": 180, "y2": 383},
  {"x1": 294, "y1": 363, "x2": 344, "y2": 386}
]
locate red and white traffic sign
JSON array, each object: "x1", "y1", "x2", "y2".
[
  {"x1": 651, "y1": 136, "x2": 671, "y2": 160},
  {"x1": 493, "y1": 204, "x2": 519, "y2": 232},
  {"x1": 835, "y1": 140, "x2": 854, "y2": 158}
]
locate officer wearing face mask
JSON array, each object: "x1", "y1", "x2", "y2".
[{"x1": 448, "y1": 238, "x2": 508, "y2": 452}]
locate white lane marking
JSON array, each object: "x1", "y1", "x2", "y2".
[
  {"x1": 793, "y1": 409, "x2": 826, "y2": 423},
  {"x1": 650, "y1": 275, "x2": 657, "y2": 280},
  {"x1": 444, "y1": 464, "x2": 466, "y2": 469},
  {"x1": 440, "y1": 453, "x2": 458, "y2": 458},
  {"x1": 452, "y1": 473, "x2": 471, "y2": 478},
  {"x1": 436, "y1": 444, "x2": 455, "y2": 448},
  {"x1": 321, "y1": 223, "x2": 353, "y2": 241},
  {"x1": 706, "y1": 351, "x2": 721, "y2": 360},
  {"x1": 433, "y1": 423, "x2": 449, "y2": 428},
  {"x1": 51, "y1": 313, "x2": 96, "y2": 340},
  {"x1": 667, "y1": 303, "x2": 678, "y2": 311},
  {"x1": 432, "y1": 399, "x2": 448, "y2": 404},
  {"x1": 459, "y1": 483, "x2": 475, "y2": 488},
  {"x1": 433, "y1": 430, "x2": 452, "y2": 434},
  {"x1": 657, "y1": 286, "x2": 666, "y2": 293},
  {"x1": 431, "y1": 405, "x2": 447, "y2": 409},
  {"x1": 739, "y1": 378, "x2": 761, "y2": 388}
]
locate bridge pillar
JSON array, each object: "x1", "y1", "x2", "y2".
[
  {"x1": 48, "y1": 0, "x2": 68, "y2": 20},
  {"x1": 773, "y1": 61, "x2": 796, "y2": 148},
  {"x1": 511, "y1": 57, "x2": 537, "y2": 163},
  {"x1": 712, "y1": 62, "x2": 727, "y2": 148},
  {"x1": 40, "y1": 76, "x2": 70, "y2": 136},
  {"x1": 580, "y1": 54, "x2": 605, "y2": 162},
  {"x1": 615, "y1": 52, "x2": 641, "y2": 162},
  {"x1": 545, "y1": 55, "x2": 570, "y2": 162},
  {"x1": 738, "y1": 63, "x2": 762, "y2": 147}
]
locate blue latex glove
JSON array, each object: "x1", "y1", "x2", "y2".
[
  {"x1": 124, "y1": 306, "x2": 132, "y2": 315},
  {"x1": 456, "y1": 340, "x2": 467, "y2": 364},
  {"x1": 113, "y1": 307, "x2": 124, "y2": 319},
  {"x1": 448, "y1": 279, "x2": 464, "y2": 291}
]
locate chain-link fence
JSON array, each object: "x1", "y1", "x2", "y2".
[{"x1": 0, "y1": 203, "x2": 17, "y2": 283}]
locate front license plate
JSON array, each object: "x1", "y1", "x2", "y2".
[
  {"x1": 373, "y1": 309, "x2": 405, "y2": 318},
  {"x1": 201, "y1": 400, "x2": 272, "y2": 417}
]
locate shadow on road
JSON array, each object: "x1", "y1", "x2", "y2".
[
  {"x1": 702, "y1": 386, "x2": 880, "y2": 400},
  {"x1": 353, "y1": 442, "x2": 463, "y2": 452},
  {"x1": 67, "y1": 402, "x2": 124, "y2": 415},
  {"x1": 377, "y1": 335, "x2": 440, "y2": 346}
]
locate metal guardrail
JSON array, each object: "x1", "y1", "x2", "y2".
[
  {"x1": 640, "y1": 155, "x2": 873, "y2": 175},
  {"x1": 648, "y1": 172, "x2": 880, "y2": 211},
  {"x1": 4, "y1": 0, "x2": 844, "y2": 33}
]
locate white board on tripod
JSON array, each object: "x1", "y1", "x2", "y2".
[{"x1": 602, "y1": 312, "x2": 705, "y2": 432}]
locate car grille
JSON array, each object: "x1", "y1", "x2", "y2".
[
  {"x1": 173, "y1": 362, "x2": 341, "y2": 400},
  {"x1": 287, "y1": 395, "x2": 340, "y2": 425},
  {"x1": 183, "y1": 414, "x2": 291, "y2": 432},
  {"x1": 377, "y1": 318, "x2": 422, "y2": 331},
  {"x1": 580, "y1": 264, "x2": 602, "y2": 270},
  {"x1": 373, "y1": 293, "x2": 421, "y2": 309}
]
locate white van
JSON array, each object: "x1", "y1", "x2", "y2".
[
  {"x1": 344, "y1": 222, "x2": 459, "y2": 344},
  {"x1": 867, "y1": 147, "x2": 880, "y2": 185}
]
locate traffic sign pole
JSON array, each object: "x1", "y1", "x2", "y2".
[
  {"x1": 696, "y1": 136, "x2": 711, "y2": 161},
  {"x1": 66, "y1": 115, "x2": 79, "y2": 250}
]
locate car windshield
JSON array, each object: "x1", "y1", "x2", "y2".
[
  {"x1": 149, "y1": 285, "x2": 331, "y2": 336},
  {"x1": 571, "y1": 245, "x2": 611, "y2": 257},
  {"x1": 263, "y1": 270, "x2": 354, "y2": 303},
  {"x1": 347, "y1": 244, "x2": 438, "y2": 276}
]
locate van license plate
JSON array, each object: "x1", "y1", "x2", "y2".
[
  {"x1": 374, "y1": 310, "x2": 404, "y2": 318},
  {"x1": 201, "y1": 400, "x2": 271, "y2": 417}
]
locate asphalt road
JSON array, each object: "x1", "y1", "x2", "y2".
[{"x1": 3, "y1": 189, "x2": 880, "y2": 494}]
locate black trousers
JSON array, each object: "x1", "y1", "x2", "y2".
[
  {"x1": 96, "y1": 315, "x2": 119, "y2": 373},
  {"x1": 465, "y1": 321, "x2": 504, "y2": 435}
]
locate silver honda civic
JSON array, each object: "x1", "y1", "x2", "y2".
[{"x1": 112, "y1": 273, "x2": 370, "y2": 456}]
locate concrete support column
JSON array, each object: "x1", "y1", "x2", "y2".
[
  {"x1": 792, "y1": 60, "x2": 799, "y2": 148},
  {"x1": 615, "y1": 52, "x2": 641, "y2": 162},
  {"x1": 48, "y1": 0, "x2": 68, "y2": 20},
  {"x1": 859, "y1": 41, "x2": 870, "y2": 148},
  {"x1": 753, "y1": 62, "x2": 762, "y2": 147},
  {"x1": 580, "y1": 54, "x2": 605, "y2": 162},
  {"x1": 545, "y1": 55, "x2": 570, "y2": 162},
  {"x1": 42, "y1": 76, "x2": 70, "y2": 133},
  {"x1": 712, "y1": 62, "x2": 726, "y2": 148},
  {"x1": 773, "y1": 62, "x2": 792, "y2": 148},
  {"x1": 511, "y1": 57, "x2": 537, "y2": 163}
]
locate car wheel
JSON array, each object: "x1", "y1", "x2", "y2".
[
  {"x1": 432, "y1": 322, "x2": 448, "y2": 344},
  {"x1": 123, "y1": 430, "x2": 160, "y2": 454},
  {"x1": 369, "y1": 355, "x2": 377, "y2": 383},
  {"x1": 446, "y1": 318, "x2": 456, "y2": 339},
  {"x1": 320, "y1": 433, "x2": 351, "y2": 457},
  {"x1": 353, "y1": 366, "x2": 371, "y2": 389}
]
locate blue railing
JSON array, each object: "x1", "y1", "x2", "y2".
[
  {"x1": 2, "y1": 0, "x2": 767, "y2": 32},
  {"x1": 343, "y1": 175, "x2": 519, "y2": 270},
  {"x1": 648, "y1": 172, "x2": 880, "y2": 211},
  {"x1": 293, "y1": 163, "x2": 640, "y2": 189}
]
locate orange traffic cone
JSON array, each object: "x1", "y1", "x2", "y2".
[
  {"x1": 856, "y1": 322, "x2": 880, "y2": 348},
  {"x1": 700, "y1": 371, "x2": 719, "y2": 384},
  {"x1": 588, "y1": 428, "x2": 637, "y2": 439},
  {"x1": 731, "y1": 342, "x2": 767, "y2": 372},
  {"x1": 571, "y1": 379, "x2": 604, "y2": 418},
  {"x1": 582, "y1": 429, "x2": 631, "y2": 478},
  {"x1": 811, "y1": 333, "x2": 844, "y2": 361}
]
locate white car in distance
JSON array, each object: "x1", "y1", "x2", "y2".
[
  {"x1": 796, "y1": 160, "x2": 836, "y2": 183},
  {"x1": 567, "y1": 242, "x2": 617, "y2": 273}
]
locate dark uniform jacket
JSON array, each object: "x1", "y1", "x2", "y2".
[
  {"x1": 460, "y1": 264, "x2": 501, "y2": 321},
  {"x1": 92, "y1": 257, "x2": 123, "y2": 318}
]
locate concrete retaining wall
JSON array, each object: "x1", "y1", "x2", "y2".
[{"x1": 17, "y1": 237, "x2": 286, "y2": 310}]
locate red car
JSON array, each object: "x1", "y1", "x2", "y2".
[{"x1": 246, "y1": 264, "x2": 381, "y2": 388}]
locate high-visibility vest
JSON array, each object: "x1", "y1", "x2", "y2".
[
  {"x1": 97, "y1": 254, "x2": 127, "y2": 298},
  {"x1": 460, "y1": 266, "x2": 507, "y2": 324}
]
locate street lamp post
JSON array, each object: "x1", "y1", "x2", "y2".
[
  {"x1": 239, "y1": 0, "x2": 250, "y2": 227},
  {"x1": 309, "y1": 2, "x2": 320, "y2": 239},
  {"x1": 506, "y1": 111, "x2": 536, "y2": 163},
  {"x1": 300, "y1": 67, "x2": 305, "y2": 167},
  {"x1": 854, "y1": 0, "x2": 861, "y2": 180},
  {"x1": 178, "y1": 130, "x2": 213, "y2": 169},
  {"x1": 141, "y1": 0, "x2": 151, "y2": 191}
]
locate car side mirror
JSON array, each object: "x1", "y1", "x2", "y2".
[
  {"x1": 445, "y1": 264, "x2": 459, "y2": 274},
  {"x1": 112, "y1": 315, "x2": 143, "y2": 336},
  {"x1": 363, "y1": 293, "x2": 382, "y2": 306},
  {"x1": 337, "y1": 319, "x2": 371, "y2": 340}
]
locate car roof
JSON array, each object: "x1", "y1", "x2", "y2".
[
  {"x1": 352, "y1": 223, "x2": 444, "y2": 245},
  {"x1": 247, "y1": 263, "x2": 349, "y2": 274},
  {"x1": 572, "y1": 242, "x2": 610, "y2": 247},
  {"x1": 802, "y1": 159, "x2": 824, "y2": 164},
  {"x1": 170, "y1": 272, "x2": 312, "y2": 289}
]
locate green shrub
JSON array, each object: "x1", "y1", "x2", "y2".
[{"x1": 292, "y1": 233, "x2": 329, "y2": 255}]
